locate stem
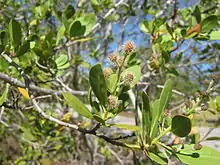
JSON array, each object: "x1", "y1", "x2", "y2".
[{"x1": 152, "y1": 126, "x2": 171, "y2": 144}]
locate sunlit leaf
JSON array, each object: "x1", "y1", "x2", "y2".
[
  {"x1": 201, "y1": 15, "x2": 218, "y2": 33},
  {"x1": 18, "y1": 87, "x2": 30, "y2": 100}
]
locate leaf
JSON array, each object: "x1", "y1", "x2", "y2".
[
  {"x1": 90, "y1": 0, "x2": 100, "y2": 6},
  {"x1": 140, "y1": 21, "x2": 149, "y2": 34},
  {"x1": 186, "y1": 24, "x2": 201, "y2": 37},
  {"x1": 9, "y1": 19, "x2": 22, "y2": 49},
  {"x1": 16, "y1": 41, "x2": 30, "y2": 57},
  {"x1": 194, "y1": 6, "x2": 201, "y2": 23},
  {"x1": 142, "y1": 92, "x2": 151, "y2": 144},
  {"x1": 56, "y1": 25, "x2": 65, "y2": 45},
  {"x1": 21, "y1": 127, "x2": 37, "y2": 142},
  {"x1": 121, "y1": 65, "x2": 141, "y2": 87},
  {"x1": 171, "y1": 115, "x2": 191, "y2": 137},
  {"x1": 64, "y1": 4, "x2": 75, "y2": 19},
  {"x1": 210, "y1": 30, "x2": 220, "y2": 40},
  {"x1": 18, "y1": 87, "x2": 30, "y2": 100},
  {"x1": 93, "y1": 114, "x2": 105, "y2": 125},
  {"x1": 158, "y1": 79, "x2": 172, "y2": 119},
  {"x1": 89, "y1": 64, "x2": 107, "y2": 105},
  {"x1": 150, "y1": 99, "x2": 160, "y2": 138},
  {"x1": 69, "y1": 21, "x2": 86, "y2": 37},
  {"x1": 76, "y1": 13, "x2": 96, "y2": 35},
  {"x1": 176, "y1": 144, "x2": 220, "y2": 165},
  {"x1": 166, "y1": 23, "x2": 173, "y2": 37},
  {"x1": 0, "y1": 83, "x2": 9, "y2": 106},
  {"x1": 62, "y1": 92, "x2": 93, "y2": 119},
  {"x1": 201, "y1": 15, "x2": 218, "y2": 33},
  {"x1": 111, "y1": 124, "x2": 140, "y2": 131},
  {"x1": 55, "y1": 54, "x2": 68, "y2": 67},
  {"x1": 205, "y1": 136, "x2": 220, "y2": 141},
  {"x1": 150, "y1": 79, "x2": 172, "y2": 138},
  {"x1": 149, "y1": 152, "x2": 167, "y2": 165},
  {"x1": 107, "y1": 73, "x2": 117, "y2": 93}
]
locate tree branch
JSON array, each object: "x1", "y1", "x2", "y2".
[{"x1": 0, "y1": 72, "x2": 88, "y2": 96}]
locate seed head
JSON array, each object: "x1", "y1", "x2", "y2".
[{"x1": 123, "y1": 41, "x2": 136, "y2": 55}]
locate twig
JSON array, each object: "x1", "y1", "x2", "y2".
[{"x1": 0, "y1": 72, "x2": 88, "y2": 96}]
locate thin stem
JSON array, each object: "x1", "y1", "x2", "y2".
[{"x1": 152, "y1": 126, "x2": 171, "y2": 144}]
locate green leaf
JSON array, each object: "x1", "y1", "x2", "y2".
[
  {"x1": 140, "y1": 21, "x2": 149, "y2": 34},
  {"x1": 205, "y1": 136, "x2": 220, "y2": 141},
  {"x1": 62, "y1": 92, "x2": 93, "y2": 119},
  {"x1": 150, "y1": 79, "x2": 172, "y2": 138},
  {"x1": 76, "y1": 13, "x2": 96, "y2": 35},
  {"x1": 93, "y1": 114, "x2": 105, "y2": 125},
  {"x1": 21, "y1": 127, "x2": 37, "y2": 142},
  {"x1": 64, "y1": 4, "x2": 75, "y2": 19},
  {"x1": 56, "y1": 25, "x2": 65, "y2": 45},
  {"x1": 171, "y1": 115, "x2": 191, "y2": 137},
  {"x1": 210, "y1": 30, "x2": 220, "y2": 40},
  {"x1": 194, "y1": 6, "x2": 201, "y2": 23},
  {"x1": 158, "y1": 79, "x2": 172, "y2": 119},
  {"x1": 201, "y1": 15, "x2": 218, "y2": 33},
  {"x1": 121, "y1": 65, "x2": 141, "y2": 87},
  {"x1": 107, "y1": 73, "x2": 117, "y2": 93},
  {"x1": 69, "y1": 21, "x2": 86, "y2": 37},
  {"x1": 90, "y1": 0, "x2": 100, "y2": 6},
  {"x1": 9, "y1": 19, "x2": 22, "y2": 49},
  {"x1": 16, "y1": 41, "x2": 30, "y2": 57},
  {"x1": 176, "y1": 144, "x2": 220, "y2": 165},
  {"x1": 89, "y1": 64, "x2": 107, "y2": 105},
  {"x1": 150, "y1": 99, "x2": 160, "y2": 138},
  {"x1": 149, "y1": 152, "x2": 167, "y2": 165},
  {"x1": 0, "y1": 83, "x2": 9, "y2": 106},
  {"x1": 55, "y1": 54, "x2": 68, "y2": 67},
  {"x1": 142, "y1": 92, "x2": 151, "y2": 144},
  {"x1": 166, "y1": 23, "x2": 173, "y2": 37},
  {"x1": 111, "y1": 124, "x2": 140, "y2": 131}
]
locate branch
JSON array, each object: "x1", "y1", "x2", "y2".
[
  {"x1": 31, "y1": 96, "x2": 133, "y2": 149},
  {"x1": 0, "y1": 72, "x2": 88, "y2": 96}
]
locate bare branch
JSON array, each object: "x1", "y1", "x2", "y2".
[{"x1": 0, "y1": 72, "x2": 88, "y2": 96}]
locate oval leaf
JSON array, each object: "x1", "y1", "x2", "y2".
[
  {"x1": 62, "y1": 92, "x2": 93, "y2": 119},
  {"x1": 89, "y1": 64, "x2": 107, "y2": 105},
  {"x1": 9, "y1": 19, "x2": 22, "y2": 49},
  {"x1": 171, "y1": 115, "x2": 191, "y2": 137}
]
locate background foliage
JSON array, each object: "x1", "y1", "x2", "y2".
[{"x1": 0, "y1": 0, "x2": 220, "y2": 164}]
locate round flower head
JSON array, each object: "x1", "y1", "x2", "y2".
[
  {"x1": 116, "y1": 56, "x2": 125, "y2": 67},
  {"x1": 107, "y1": 95, "x2": 118, "y2": 110},
  {"x1": 123, "y1": 41, "x2": 136, "y2": 55},
  {"x1": 108, "y1": 53, "x2": 118, "y2": 63},
  {"x1": 103, "y1": 68, "x2": 111, "y2": 78},
  {"x1": 122, "y1": 72, "x2": 135, "y2": 85}
]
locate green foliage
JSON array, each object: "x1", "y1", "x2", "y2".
[
  {"x1": 62, "y1": 92, "x2": 93, "y2": 119},
  {"x1": 0, "y1": 0, "x2": 219, "y2": 164},
  {"x1": 89, "y1": 64, "x2": 107, "y2": 105},
  {"x1": 171, "y1": 115, "x2": 192, "y2": 137}
]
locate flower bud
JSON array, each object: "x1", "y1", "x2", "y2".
[
  {"x1": 123, "y1": 41, "x2": 136, "y2": 55},
  {"x1": 108, "y1": 53, "x2": 117, "y2": 63},
  {"x1": 103, "y1": 68, "x2": 111, "y2": 78}
]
